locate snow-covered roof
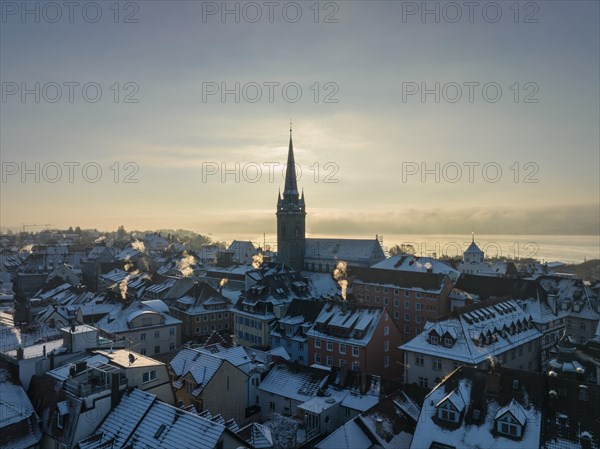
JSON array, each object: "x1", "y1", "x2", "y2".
[
  {"x1": 495, "y1": 398, "x2": 527, "y2": 426},
  {"x1": 306, "y1": 302, "x2": 384, "y2": 347},
  {"x1": 236, "y1": 422, "x2": 273, "y2": 449},
  {"x1": 46, "y1": 354, "x2": 109, "y2": 381},
  {"x1": 411, "y1": 373, "x2": 542, "y2": 449},
  {"x1": 79, "y1": 389, "x2": 230, "y2": 449},
  {"x1": 372, "y1": 255, "x2": 460, "y2": 279},
  {"x1": 401, "y1": 299, "x2": 541, "y2": 364},
  {"x1": 258, "y1": 363, "x2": 329, "y2": 403},
  {"x1": 96, "y1": 300, "x2": 181, "y2": 334},
  {"x1": 0, "y1": 366, "x2": 42, "y2": 449},
  {"x1": 305, "y1": 238, "x2": 384, "y2": 265},
  {"x1": 169, "y1": 349, "x2": 223, "y2": 393}
]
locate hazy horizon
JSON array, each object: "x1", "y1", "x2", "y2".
[{"x1": 1, "y1": 1, "x2": 599, "y2": 237}]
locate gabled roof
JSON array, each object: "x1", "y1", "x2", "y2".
[
  {"x1": 258, "y1": 363, "x2": 329, "y2": 403},
  {"x1": 78, "y1": 389, "x2": 236, "y2": 449},
  {"x1": 436, "y1": 388, "x2": 466, "y2": 412},
  {"x1": 0, "y1": 363, "x2": 42, "y2": 449},
  {"x1": 305, "y1": 238, "x2": 384, "y2": 264},
  {"x1": 317, "y1": 390, "x2": 420, "y2": 449},
  {"x1": 236, "y1": 422, "x2": 273, "y2": 449},
  {"x1": 169, "y1": 349, "x2": 224, "y2": 393},
  {"x1": 307, "y1": 301, "x2": 385, "y2": 346},
  {"x1": 350, "y1": 267, "x2": 448, "y2": 292},
  {"x1": 495, "y1": 399, "x2": 527, "y2": 426},
  {"x1": 411, "y1": 367, "x2": 544, "y2": 449},
  {"x1": 401, "y1": 299, "x2": 541, "y2": 364}
]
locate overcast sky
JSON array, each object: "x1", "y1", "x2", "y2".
[{"x1": 1, "y1": 1, "x2": 598, "y2": 238}]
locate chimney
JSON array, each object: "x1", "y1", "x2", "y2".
[
  {"x1": 375, "y1": 418, "x2": 384, "y2": 438},
  {"x1": 43, "y1": 345, "x2": 46, "y2": 357},
  {"x1": 16, "y1": 346, "x2": 24, "y2": 361},
  {"x1": 361, "y1": 372, "x2": 367, "y2": 394},
  {"x1": 487, "y1": 370, "x2": 501, "y2": 395},
  {"x1": 111, "y1": 372, "x2": 121, "y2": 408}
]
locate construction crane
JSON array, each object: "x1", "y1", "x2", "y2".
[{"x1": 21, "y1": 224, "x2": 53, "y2": 233}]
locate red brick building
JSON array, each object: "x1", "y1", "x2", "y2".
[
  {"x1": 306, "y1": 300, "x2": 402, "y2": 381},
  {"x1": 349, "y1": 267, "x2": 454, "y2": 344}
]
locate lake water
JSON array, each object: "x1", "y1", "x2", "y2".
[{"x1": 210, "y1": 233, "x2": 600, "y2": 264}]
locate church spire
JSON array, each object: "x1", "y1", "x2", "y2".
[{"x1": 283, "y1": 121, "x2": 299, "y2": 201}]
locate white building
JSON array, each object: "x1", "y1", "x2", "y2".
[{"x1": 400, "y1": 299, "x2": 542, "y2": 388}]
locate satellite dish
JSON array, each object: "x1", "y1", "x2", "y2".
[{"x1": 128, "y1": 353, "x2": 135, "y2": 365}]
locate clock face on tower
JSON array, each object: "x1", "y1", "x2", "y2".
[{"x1": 276, "y1": 128, "x2": 306, "y2": 271}]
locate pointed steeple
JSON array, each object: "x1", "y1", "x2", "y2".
[{"x1": 283, "y1": 124, "x2": 299, "y2": 202}]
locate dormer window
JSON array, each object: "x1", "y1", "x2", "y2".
[
  {"x1": 438, "y1": 407, "x2": 458, "y2": 423},
  {"x1": 497, "y1": 420, "x2": 521, "y2": 438},
  {"x1": 444, "y1": 337, "x2": 453, "y2": 347},
  {"x1": 430, "y1": 335, "x2": 439, "y2": 345},
  {"x1": 495, "y1": 399, "x2": 526, "y2": 439}
]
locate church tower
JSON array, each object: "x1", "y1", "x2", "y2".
[{"x1": 276, "y1": 125, "x2": 306, "y2": 270}]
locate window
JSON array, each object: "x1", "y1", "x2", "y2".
[
  {"x1": 315, "y1": 339, "x2": 321, "y2": 348},
  {"x1": 169, "y1": 343, "x2": 175, "y2": 351},
  {"x1": 444, "y1": 337, "x2": 453, "y2": 347},
  {"x1": 518, "y1": 346, "x2": 523, "y2": 356},
  {"x1": 384, "y1": 356, "x2": 389, "y2": 368},
  {"x1": 375, "y1": 297, "x2": 380, "y2": 304},
  {"x1": 196, "y1": 316, "x2": 201, "y2": 322},
  {"x1": 438, "y1": 408, "x2": 457, "y2": 422},
  {"x1": 140, "y1": 333, "x2": 146, "y2": 341},
  {"x1": 298, "y1": 355, "x2": 304, "y2": 363},
  {"x1": 416, "y1": 316, "x2": 422, "y2": 324},
  {"x1": 169, "y1": 328, "x2": 175, "y2": 335},
  {"x1": 394, "y1": 289, "x2": 400, "y2": 295},
  {"x1": 384, "y1": 326, "x2": 389, "y2": 336},
  {"x1": 326, "y1": 356, "x2": 333, "y2": 366},
  {"x1": 416, "y1": 292, "x2": 422, "y2": 299},
  {"x1": 57, "y1": 413, "x2": 64, "y2": 429},
  {"x1": 352, "y1": 346, "x2": 359, "y2": 357},
  {"x1": 404, "y1": 313, "x2": 410, "y2": 322},
  {"x1": 394, "y1": 311, "x2": 399, "y2": 319},
  {"x1": 498, "y1": 421, "x2": 520, "y2": 437},
  {"x1": 384, "y1": 298, "x2": 388, "y2": 305},
  {"x1": 394, "y1": 299, "x2": 399, "y2": 307},
  {"x1": 299, "y1": 342, "x2": 304, "y2": 350},
  {"x1": 580, "y1": 322, "x2": 586, "y2": 330},
  {"x1": 339, "y1": 344, "x2": 346, "y2": 354},
  {"x1": 315, "y1": 353, "x2": 321, "y2": 363},
  {"x1": 404, "y1": 300, "x2": 410, "y2": 309},
  {"x1": 415, "y1": 354, "x2": 424, "y2": 366},
  {"x1": 204, "y1": 315, "x2": 208, "y2": 321},
  {"x1": 433, "y1": 358, "x2": 442, "y2": 370},
  {"x1": 430, "y1": 335, "x2": 439, "y2": 345},
  {"x1": 404, "y1": 291, "x2": 410, "y2": 297},
  {"x1": 352, "y1": 360, "x2": 359, "y2": 371},
  {"x1": 384, "y1": 341, "x2": 389, "y2": 352},
  {"x1": 418, "y1": 377, "x2": 429, "y2": 388},
  {"x1": 416, "y1": 303, "x2": 422, "y2": 311},
  {"x1": 269, "y1": 402, "x2": 275, "y2": 411},
  {"x1": 154, "y1": 331, "x2": 160, "y2": 338},
  {"x1": 143, "y1": 370, "x2": 157, "y2": 383},
  {"x1": 579, "y1": 387, "x2": 588, "y2": 401},
  {"x1": 327, "y1": 341, "x2": 333, "y2": 352},
  {"x1": 340, "y1": 359, "x2": 346, "y2": 367},
  {"x1": 140, "y1": 348, "x2": 146, "y2": 355}
]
